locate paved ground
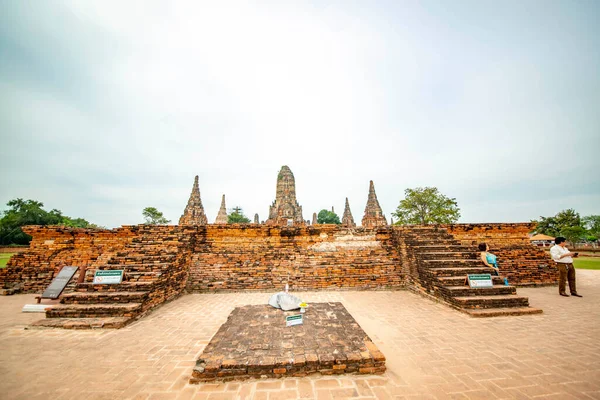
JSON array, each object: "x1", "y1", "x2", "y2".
[{"x1": 1, "y1": 270, "x2": 599, "y2": 400}]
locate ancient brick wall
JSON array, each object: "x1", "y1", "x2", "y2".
[
  {"x1": 1, "y1": 223, "x2": 556, "y2": 298},
  {"x1": 187, "y1": 225, "x2": 404, "y2": 292},
  {"x1": 0, "y1": 226, "x2": 136, "y2": 293},
  {"x1": 442, "y1": 223, "x2": 557, "y2": 286}
]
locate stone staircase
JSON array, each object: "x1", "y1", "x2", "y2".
[
  {"x1": 32, "y1": 228, "x2": 189, "y2": 329},
  {"x1": 396, "y1": 226, "x2": 542, "y2": 317}
]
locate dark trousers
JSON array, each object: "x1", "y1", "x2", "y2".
[{"x1": 557, "y1": 263, "x2": 577, "y2": 294}]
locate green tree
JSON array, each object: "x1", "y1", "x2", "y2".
[
  {"x1": 533, "y1": 209, "x2": 583, "y2": 237},
  {"x1": 317, "y1": 209, "x2": 341, "y2": 224},
  {"x1": 561, "y1": 226, "x2": 586, "y2": 247},
  {"x1": 583, "y1": 215, "x2": 600, "y2": 237},
  {"x1": 0, "y1": 199, "x2": 47, "y2": 244},
  {"x1": 0, "y1": 199, "x2": 92, "y2": 245},
  {"x1": 393, "y1": 187, "x2": 460, "y2": 225},
  {"x1": 228, "y1": 207, "x2": 251, "y2": 223},
  {"x1": 142, "y1": 207, "x2": 171, "y2": 225}
]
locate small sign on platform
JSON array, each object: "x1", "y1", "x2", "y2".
[
  {"x1": 466, "y1": 274, "x2": 493, "y2": 288},
  {"x1": 93, "y1": 270, "x2": 124, "y2": 284},
  {"x1": 286, "y1": 314, "x2": 303, "y2": 327},
  {"x1": 22, "y1": 304, "x2": 55, "y2": 313},
  {"x1": 41, "y1": 266, "x2": 78, "y2": 299}
]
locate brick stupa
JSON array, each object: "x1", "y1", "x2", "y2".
[
  {"x1": 215, "y1": 195, "x2": 228, "y2": 224},
  {"x1": 179, "y1": 175, "x2": 208, "y2": 225},
  {"x1": 266, "y1": 166, "x2": 304, "y2": 225},
  {"x1": 361, "y1": 180, "x2": 387, "y2": 227},
  {"x1": 342, "y1": 197, "x2": 356, "y2": 228}
]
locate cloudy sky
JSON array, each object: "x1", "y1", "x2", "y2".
[{"x1": 1, "y1": 0, "x2": 598, "y2": 228}]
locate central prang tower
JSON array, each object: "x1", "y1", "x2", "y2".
[{"x1": 266, "y1": 166, "x2": 304, "y2": 225}]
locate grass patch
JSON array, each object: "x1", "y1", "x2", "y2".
[
  {"x1": 573, "y1": 257, "x2": 600, "y2": 270},
  {"x1": 0, "y1": 253, "x2": 16, "y2": 268}
]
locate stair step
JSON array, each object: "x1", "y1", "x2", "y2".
[
  {"x1": 419, "y1": 251, "x2": 478, "y2": 259},
  {"x1": 442, "y1": 285, "x2": 516, "y2": 296},
  {"x1": 438, "y1": 276, "x2": 505, "y2": 286},
  {"x1": 76, "y1": 282, "x2": 154, "y2": 292},
  {"x1": 451, "y1": 295, "x2": 529, "y2": 309},
  {"x1": 60, "y1": 291, "x2": 148, "y2": 304},
  {"x1": 98, "y1": 260, "x2": 173, "y2": 270},
  {"x1": 412, "y1": 245, "x2": 472, "y2": 250},
  {"x1": 47, "y1": 303, "x2": 142, "y2": 318},
  {"x1": 464, "y1": 307, "x2": 543, "y2": 318},
  {"x1": 429, "y1": 267, "x2": 496, "y2": 276},
  {"x1": 30, "y1": 317, "x2": 132, "y2": 329},
  {"x1": 98, "y1": 263, "x2": 172, "y2": 271},
  {"x1": 422, "y1": 259, "x2": 482, "y2": 267},
  {"x1": 116, "y1": 254, "x2": 177, "y2": 261}
]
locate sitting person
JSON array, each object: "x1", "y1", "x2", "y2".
[{"x1": 479, "y1": 242, "x2": 499, "y2": 276}]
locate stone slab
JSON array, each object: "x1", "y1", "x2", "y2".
[{"x1": 190, "y1": 302, "x2": 386, "y2": 383}]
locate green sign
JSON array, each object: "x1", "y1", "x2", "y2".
[
  {"x1": 467, "y1": 274, "x2": 493, "y2": 288},
  {"x1": 93, "y1": 270, "x2": 124, "y2": 284},
  {"x1": 285, "y1": 314, "x2": 303, "y2": 327}
]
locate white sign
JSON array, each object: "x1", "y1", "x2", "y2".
[
  {"x1": 467, "y1": 274, "x2": 493, "y2": 288},
  {"x1": 93, "y1": 270, "x2": 124, "y2": 284},
  {"x1": 286, "y1": 314, "x2": 303, "y2": 327},
  {"x1": 22, "y1": 304, "x2": 54, "y2": 313}
]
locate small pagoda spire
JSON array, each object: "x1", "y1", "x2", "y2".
[
  {"x1": 312, "y1": 212, "x2": 318, "y2": 225},
  {"x1": 215, "y1": 194, "x2": 228, "y2": 224},
  {"x1": 342, "y1": 197, "x2": 356, "y2": 228},
  {"x1": 254, "y1": 213, "x2": 259, "y2": 224},
  {"x1": 179, "y1": 175, "x2": 208, "y2": 225},
  {"x1": 361, "y1": 180, "x2": 387, "y2": 227}
]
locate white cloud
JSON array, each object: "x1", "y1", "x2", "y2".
[{"x1": 1, "y1": 0, "x2": 598, "y2": 227}]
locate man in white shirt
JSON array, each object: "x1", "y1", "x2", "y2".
[{"x1": 550, "y1": 236, "x2": 582, "y2": 297}]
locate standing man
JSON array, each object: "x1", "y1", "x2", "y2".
[{"x1": 550, "y1": 237, "x2": 582, "y2": 297}]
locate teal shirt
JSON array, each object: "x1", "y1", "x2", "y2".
[{"x1": 486, "y1": 253, "x2": 498, "y2": 268}]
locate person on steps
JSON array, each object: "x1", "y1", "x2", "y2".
[
  {"x1": 479, "y1": 243, "x2": 499, "y2": 276},
  {"x1": 550, "y1": 236, "x2": 582, "y2": 297}
]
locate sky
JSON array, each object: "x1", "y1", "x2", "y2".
[{"x1": 1, "y1": 0, "x2": 599, "y2": 228}]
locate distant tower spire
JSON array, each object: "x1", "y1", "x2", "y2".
[
  {"x1": 361, "y1": 180, "x2": 387, "y2": 227},
  {"x1": 266, "y1": 166, "x2": 304, "y2": 225},
  {"x1": 342, "y1": 197, "x2": 356, "y2": 228},
  {"x1": 254, "y1": 213, "x2": 259, "y2": 224},
  {"x1": 312, "y1": 212, "x2": 317, "y2": 225},
  {"x1": 215, "y1": 194, "x2": 228, "y2": 224},
  {"x1": 179, "y1": 175, "x2": 208, "y2": 225}
]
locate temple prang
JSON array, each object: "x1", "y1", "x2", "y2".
[
  {"x1": 361, "y1": 180, "x2": 387, "y2": 227},
  {"x1": 179, "y1": 175, "x2": 208, "y2": 225},
  {"x1": 342, "y1": 197, "x2": 356, "y2": 228},
  {"x1": 266, "y1": 165, "x2": 304, "y2": 225},
  {"x1": 215, "y1": 195, "x2": 228, "y2": 224}
]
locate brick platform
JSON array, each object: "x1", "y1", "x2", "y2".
[{"x1": 190, "y1": 302, "x2": 386, "y2": 383}]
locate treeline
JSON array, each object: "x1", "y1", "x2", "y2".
[
  {"x1": 0, "y1": 198, "x2": 98, "y2": 245},
  {"x1": 533, "y1": 209, "x2": 599, "y2": 245}
]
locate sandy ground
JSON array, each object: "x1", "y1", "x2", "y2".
[{"x1": 1, "y1": 270, "x2": 599, "y2": 400}]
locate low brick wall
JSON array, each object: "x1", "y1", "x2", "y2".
[
  {"x1": 0, "y1": 246, "x2": 28, "y2": 253},
  {"x1": 0, "y1": 226, "x2": 136, "y2": 293},
  {"x1": 1, "y1": 223, "x2": 556, "y2": 298},
  {"x1": 187, "y1": 225, "x2": 404, "y2": 292},
  {"x1": 442, "y1": 223, "x2": 557, "y2": 286}
]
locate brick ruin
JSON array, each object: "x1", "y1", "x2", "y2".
[
  {"x1": 267, "y1": 166, "x2": 304, "y2": 225},
  {"x1": 341, "y1": 197, "x2": 356, "y2": 228},
  {"x1": 361, "y1": 181, "x2": 387, "y2": 228},
  {"x1": 214, "y1": 195, "x2": 228, "y2": 224},
  {"x1": 0, "y1": 166, "x2": 558, "y2": 328},
  {"x1": 179, "y1": 175, "x2": 208, "y2": 225}
]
